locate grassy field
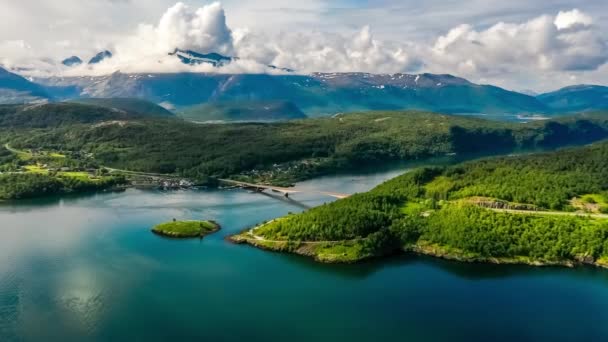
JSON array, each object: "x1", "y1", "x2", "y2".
[
  {"x1": 151, "y1": 220, "x2": 220, "y2": 238},
  {"x1": 24, "y1": 165, "x2": 48, "y2": 174}
]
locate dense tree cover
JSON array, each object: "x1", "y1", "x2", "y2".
[
  {"x1": 419, "y1": 205, "x2": 608, "y2": 260},
  {"x1": 431, "y1": 142, "x2": 608, "y2": 210},
  {"x1": 0, "y1": 173, "x2": 125, "y2": 200},
  {"x1": 257, "y1": 193, "x2": 403, "y2": 241},
  {"x1": 255, "y1": 142, "x2": 608, "y2": 263},
  {"x1": 68, "y1": 98, "x2": 174, "y2": 117},
  {"x1": 178, "y1": 100, "x2": 306, "y2": 122},
  {"x1": 0, "y1": 103, "x2": 144, "y2": 128},
  {"x1": 6, "y1": 105, "x2": 608, "y2": 183},
  {"x1": 0, "y1": 147, "x2": 17, "y2": 171}
]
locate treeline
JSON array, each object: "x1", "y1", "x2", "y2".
[
  {"x1": 0, "y1": 173, "x2": 125, "y2": 200},
  {"x1": 8, "y1": 106, "x2": 608, "y2": 183},
  {"x1": 256, "y1": 141, "x2": 608, "y2": 263}
]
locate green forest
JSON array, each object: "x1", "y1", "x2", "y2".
[
  {"x1": 0, "y1": 173, "x2": 125, "y2": 200},
  {"x1": 250, "y1": 141, "x2": 608, "y2": 265},
  {"x1": 4, "y1": 103, "x2": 608, "y2": 186}
]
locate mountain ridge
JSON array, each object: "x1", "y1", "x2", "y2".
[
  {"x1": 0, "y1": 67, "x2": 49, "y2": 104},
  {"x1": 35, "y1": 71, "x2": 548, "y2": 116},
  {"x1": 537, "y1": 84, "x2": 608, "y2": 113},
  {"x1": 2, "y1": 59, "x2": 608, "y2": 117}
]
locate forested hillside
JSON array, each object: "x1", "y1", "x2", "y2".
[
  {"x1": 68, "y1": 98, "x2": 174, "y2": 117},
  {"x1": 0, "y1": 173, "x2": 125, "y2": 200},
  {"x1": 0, "y1": 103, "x2": 144, "y2": 128},
  {"x1": 178, "y1": 100, "x2": 306, "y2": 122},
  {"x1": 239, "y1": 142, "x2": 608, "y2": 266},
  {"x1": 7, "y1": 107, "x2": 608, "y2": 185}
]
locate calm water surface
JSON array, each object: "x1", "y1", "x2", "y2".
[{"x1": 1, "y1": 166, "x2": 608, "y2": 341}]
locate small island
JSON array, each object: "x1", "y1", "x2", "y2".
[{"x1": 152, "y1": 220, "x2": 220, "y2": 238}]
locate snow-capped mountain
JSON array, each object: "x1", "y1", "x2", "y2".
[
  {"x1": 33, "y1": 71, "x2": 547, "y2": 116},
  {"x1": 167, "y1": 48, "x2": 293, "y2": 72},
  {"x1": 168, "y1": 49, "x2": 234, "y2": 67}
]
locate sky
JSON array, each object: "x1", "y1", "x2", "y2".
[{"x1": 0, "y1": 0, "x2": 607, "y2": 92}]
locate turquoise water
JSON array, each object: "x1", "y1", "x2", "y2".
[{"x1": 1, "y1": 168, "x2": 608, "y2": 341}]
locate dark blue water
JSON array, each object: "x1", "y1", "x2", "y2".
[{"x1": 1, "y1": 168, "x2": 608, "y2": 341}]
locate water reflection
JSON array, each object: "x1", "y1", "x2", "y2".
[
  {"x1": 257, "y1": 191, "x2": 312, "y2": 210},
  {"x1": 1, "y1": 161, "x2": 608, "y2": 341}
]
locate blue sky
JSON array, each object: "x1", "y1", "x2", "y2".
[{"x1": 1, "y1": 0, "x2": 607, "y2": 91}]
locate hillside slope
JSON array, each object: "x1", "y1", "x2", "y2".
[
  {"x1": 538, "y1": 85, "x2": 608, "y2": 113},
  {"x1": 0, "y1": 103, "x2": 150, "y2": 128},
  {"x1": 68, "y1": 98, "x2": 174, "y2": 117},
  {"x1": 37, "y1": 72, "x2": 548, "y2": 116},
  {"x1": 0, "y1": 67, "x2": 49, "y2": 104},
  {"x1": 8, "y1": 110, "x2": 608, "y2": 185},
  {"x1": 178, "y1": 100, "x2": 305, "y2": 122}
]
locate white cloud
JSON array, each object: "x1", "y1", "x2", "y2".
[
  {"x1": 427, "y1": 9, "x2": 608, "y2": 89},
  {"x1": 49, "y1": 2, "x2": 419, "y2": 76},
  {"x1": 154, "y1": 2, "x2": 233, "y2": 55},
  {"x1": 234, "y1": 25, "x2": 418, "y2": 74},
  {"x1": 0, "y1": 1, "x2": 607, "y2": 91},
  {"x1": 554, "y1": 9, "x2": 593, "y2": 30}
]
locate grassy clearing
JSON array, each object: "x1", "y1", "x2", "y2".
[
  {"x1": 59, "y1": 171, "x2": 92, "y2": 180},
  {"x1": 582, "y1": 194, "x2": 607, "y2": 204},
  {"x1": 49, "y1": 152, "x2": 66, "y2": 158},
  {"x1": 401, "y1": 201, "x2": 431, "y2": 215},
  {"x1": 24, "y1": 165, "x2": 48, "y2": 174},
  {"x1": 313, "y1": 241, "x2": 368, "y2": 263},
  {"x1": 573, "y1": 194, "x2": 608, "y2": 214}
]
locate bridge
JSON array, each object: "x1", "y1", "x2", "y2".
[{"x1": 218, "y1": 179, "x2": 350, "y2": 199}]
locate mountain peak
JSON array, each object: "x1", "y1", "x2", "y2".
[
  {"x1": 89, "y1": 50, "x2": 113, "y2": 65},
  {"x1": 554, "y1": 84, "x2": 607, "y2": 92},
  {"x1": 312, "y1": 72, "x2": 471, "y2": 88},
  {"x1": 62, "y1": 56, "x2": 83, "y2": 67},
  {"x1": 168, "y1": 49, "x2": 234, "y2": 67}
]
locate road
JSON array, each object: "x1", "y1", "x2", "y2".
[
  {"x1": 4, "y1": 143, "x2": 25, "y2": 154},
  {"x1": 489, "y1": 208, "x2": 608, "y2": 219},
  {"x1": 104, "y1": 167, "x2": 181, "y2": 178},
  {"x1": 219, "y1": 179, "x2": 350, "y2": 199}
]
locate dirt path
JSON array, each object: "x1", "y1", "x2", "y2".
[{"x1": 489, "y1": 208, "x2": 608, "y2": 219}]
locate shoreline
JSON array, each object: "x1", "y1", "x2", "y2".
[{"x1": 229, "y1": 230, "x2": 608, "y2": 269}]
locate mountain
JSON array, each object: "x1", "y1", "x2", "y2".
[
  {"x1": 178, "y1": 100, "x2": 306, "y2": 122},
  {"x1": 0, "y1": 67, "x2": 49, "y2": 104},
  {"x1": 538, "y1": 85, "x2": 608, "y2": 113},
  {"x1": 68, "y1": 98, "x2": 174, "y2": 117},
  {"x1": 37, "y1": 72, "x2": 547, "y2": 116},
  {"x1": 520, "y1": 89, "x2": 539, "y2": 96},
  {"x1": 169, "y1": 49, "x2": 234, "y2": 67},
  {"x1": 0, "y1": 102, "x2": 146, "y2": 128},
  {"x1": 62, "y1": 56, "x2": 83, "y2": 67},
  {"x1": 88, "y1": 50, "x2": 112, "y2": 64}
]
